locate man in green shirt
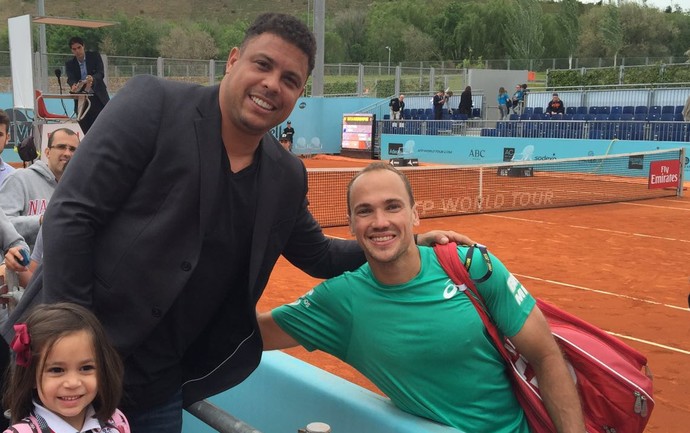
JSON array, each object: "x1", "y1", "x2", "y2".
[{"x1": 259, "y1": 162, "x2": 585, "y2": 433}]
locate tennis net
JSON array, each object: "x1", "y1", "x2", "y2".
[{"x1": 306, "y1": 148, "x2": 686, "y2": 228}]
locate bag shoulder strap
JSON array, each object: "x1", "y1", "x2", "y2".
[
  {"x1": 107, "y1": 408, "x2": 131, "y2": 433},
  {"x1": 6, "y1": 416, "x2": 42, "y2": 433},
  {"x1": 433, "y1": 243, "x2": 512, "y2": 362}
]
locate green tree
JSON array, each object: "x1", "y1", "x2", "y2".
[
  {"x1": 323, "y1": 31, "x2": 347, "y2": 63},
  {"x1": 618, "y1": 3, "x2": 676, "y2": 58},
  {"x1": 101, "y1": 14, "x2": 165, "y2": 57},
  {"x1": 197, "y1": 19, "x2": 248, "y2": 59},
  {"x1": 332, "y1": 9, "x2": 369, "y2": 62},
  {"x1": 601, "y1": 4, "x2": 624, "y2": 66},
  {"x1": 663, "y1": 8, "x2": 690, "y2": 58},
  {"x1": 558, "y1": 0, "x2": 580, "y2": 68},
  {"x1": 159, "y1": 24, "x2": 217, "y2": 60},
  {"x1": 505, "y1": 0, "x2": 544, "y2": 67},
  {"x1": 45, "y1": 23, "x2": 103, "y2": 54},
  {"x1": 577, "y1": 5, "x2": 609, "y2": 58},
  {"x1": 0, "y1": 27, "x2": 8, "y2": 51}
]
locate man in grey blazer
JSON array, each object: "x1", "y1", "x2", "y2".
[{"x1": 1, "y1": 13, "x2": 468, "y2": 433}]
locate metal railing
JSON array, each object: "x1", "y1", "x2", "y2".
[
  {"x1": 1, "y1": 51, "x2": 688, "y2": 96},
  {"x1": 187, "y1": 400, "x2": 263, "y2": 433}
]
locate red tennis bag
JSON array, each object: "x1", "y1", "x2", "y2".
[{"x1": 434, "y1": 243, "x2": 654, "y2": 433}]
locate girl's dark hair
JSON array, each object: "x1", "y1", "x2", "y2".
[{"x1": 2, "y1": 303, "x2": 123, "y2": 424}]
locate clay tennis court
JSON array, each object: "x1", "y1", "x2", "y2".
[{"x1": 257, "y1": 155, "x2": 690, "y2": 433}]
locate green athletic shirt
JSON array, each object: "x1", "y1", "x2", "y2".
[{"x1": 272, "y1": 245, "x2": 536, "y2": 433}]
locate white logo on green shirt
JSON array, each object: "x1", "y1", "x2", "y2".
[{"x1": 443, "y1": 279, "x2": 466, "y2": 299}]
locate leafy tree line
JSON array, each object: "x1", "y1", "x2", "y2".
[{"x1": 1, "y1": 0, "x2": 689, "y2": 67}]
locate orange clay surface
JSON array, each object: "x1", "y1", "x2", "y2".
[{"x1": 256, "y1": 155, "x2": 690, "y2": 433}]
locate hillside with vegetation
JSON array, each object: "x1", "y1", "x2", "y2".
[{"x1": 1, "y1": 0, "x2": 689, "y2": 68}]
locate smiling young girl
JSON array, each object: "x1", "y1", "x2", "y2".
[{"x1": 2, "y1": 303, "x2": 129, "y2": 433}]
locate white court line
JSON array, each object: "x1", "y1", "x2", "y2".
[
  {"x1": 620, "y1": 202, "x2": 690, "y2": 211},
  {"x1": 485, "y1": 214, "x2": 690, "y2": 243},
  {"x1": 606, "y1": 332, "x2": 690, "y2": 356},
  {"x1": 515, "y1": 273, "x2": 690, "y2": 356},
  {"x1": 514, "y1": 273, "x2": 689, "y2": 312}
]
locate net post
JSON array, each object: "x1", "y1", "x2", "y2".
[{"x1": 678, "y1": 147, "x2": 685, "y2": 197}]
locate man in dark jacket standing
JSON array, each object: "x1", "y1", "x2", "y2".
[
  {"x1": 65, "y1": 37, "x2": 110, "y2": 134},
  {"x1": 389, "y1": 94, "x2": 405, "y2": 120},
  {"x1": 2, "y1": 14, "x2": 469, "y2": 433}
]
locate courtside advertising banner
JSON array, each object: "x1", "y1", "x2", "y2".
[{"x1": 648, "y1": 159, "x2": 680, "y2": 189}]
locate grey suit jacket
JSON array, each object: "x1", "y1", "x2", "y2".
[{"x1": 2, "y1": 75, "x2": 364, "y2": 405}]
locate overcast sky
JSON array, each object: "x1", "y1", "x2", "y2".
[{"x1": 579, "y1": 0, "x2": 690, "y2": 12}]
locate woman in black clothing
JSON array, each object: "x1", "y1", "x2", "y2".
[{"x1": 458, "y1": 86, "x2": 473, "y2": 118}]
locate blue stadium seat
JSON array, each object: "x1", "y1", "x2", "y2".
[
  {"x1": 576, "y1": 106, "x2": 588, "y2": 115},
  {"x1": 674, "y1": 112, "x2": 684, "y2": 122},
  {"x1": 472, "y1": 108, "x2": 481, "y2": 118},
  {"x1": 661, "y1": 106, "x2": 675, "y2": 115},
  {"x1": 632, "y1": 113, "x2": 648, "y2": 121},
  {"x1": 509, "y1": 114, "x2": 519, "y2": 120},
  {"x1": 660, "y1": 113, "x2": 675, "y2": 122},
  {"x1": 519, "y1": 114, "x2": 531, "y2": 121},
  {"x1": 647, "y1": 113, "x2": 660, "y2": 122},
  {"x1": 630, "y1": 122, "x2": 645, "y2": 140},
  {"x1": 383, "y1": 114, "x2": 390, "y2": 120},
  {"x1": 609, "y1": 113, "x2": 621, "y2": 121},
  {"x1": 565, "y1": 107, "x2": 576, "y2": 115},
  {"x1": 588, "y1": 127, "x2": 605, "y2": 139},
  {"x1": 667, "y1": 123, "x2": 683, "y2": 141},
  {"x1": 610, "y1": 106, "x2": 623, "y2": 116},
  {"x1": 569, "y1": 121, "x2": 585, "y2": 139},
  {"x1": 496, "y1": 121, "x2": 512, "y2": 137},
  {"x1": 533, "y1": 107, "x2": 544, "y2": 115},
  {"x1": 675, "y1": 105, "x2": 685, "y2": 115},
  {"x1": 634, "y1": 106, "x2": 648, "y2": 116},
  {"x1": 622, "y1": 106, "x2": 635, "y2": 115},
  {"x1": 649, "y1": 106, "x2": 662, "y2": 117},
  {"x1": 598, "y1": 106, "x2": 611, "y2": 115},
  {"x1": 523, "y1": 107, "x2": 534, "y2": 116},
  {"x1": 563, "y1": 114, "x2": 574, "y2": 121},
  {"x1": 573, "y1": 113, "x2": 587, "y2": 121},
  {"x1": 594, "y1": 114, "x2": 609, "y2": 121},
  {"x1": 523, "y1": 122, "x2": 543, "y2": 138},
  {"x1": 588, "y1": 106, "x2": 598, "y2": 115},
  {"x1": 620, "y1": 113, "x2": 633, "y2": 121}
]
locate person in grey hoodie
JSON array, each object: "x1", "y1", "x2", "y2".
[{"x1": 0, "y1": 128, "x2": 79, "y2": 248}]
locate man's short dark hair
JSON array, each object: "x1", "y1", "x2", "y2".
[
  {"x1": 0, "y1": 109, "x2": 10, "y2": 134},
  {"x1": 242, "y1": 13, "x2": 316, "y2": 76},
  {"x1": 47, "y1": 127, "x2": 78, "y2": 147},
  {"x1": 346, "y1": 162, "x2": 416, "y2": 216},
  {"x1": 68, "y1": 36, "x2": 84, "y2": 48}
]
